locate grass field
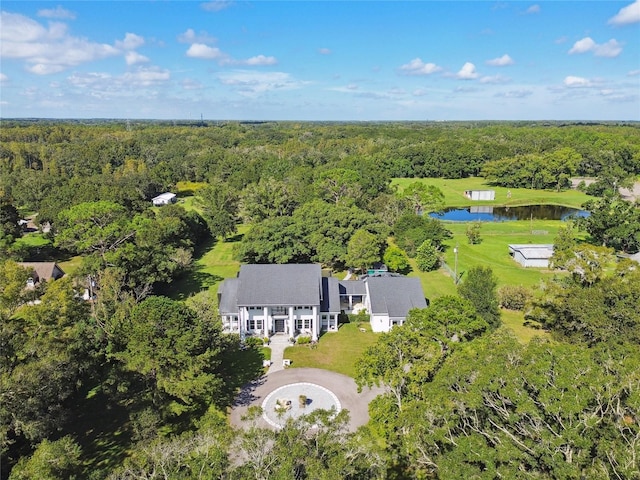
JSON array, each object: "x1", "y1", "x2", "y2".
[
  {"x1": 283, "y1": 322, "x2": 378, "y2": 377},
  {"x1": 162, "y1": 226, "x2": 245, "y2": 300},
  {"x1": 500, "y1": 309, "x2": 550, "y2": 344},
  {"x1": 404, "y1": 218, "x2": 574, "y2": 297},
  {"x1": 392, "y1": 177, "x2": 592, "y2": 209}
]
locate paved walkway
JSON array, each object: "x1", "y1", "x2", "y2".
[
  {"x1": 230, "y1": 368, "x2": 385, "y2": 432},
  {"x1": 266, "y1": 334, "x2": 290, "y2": 374}
]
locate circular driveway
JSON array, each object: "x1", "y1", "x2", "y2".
[{"x1": 230, "y1": 368, "x2": 385, "y2": 431}]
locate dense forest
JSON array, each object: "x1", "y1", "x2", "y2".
[{"x1": 1, "y1": 120, "x2": 639, "y2": 479}]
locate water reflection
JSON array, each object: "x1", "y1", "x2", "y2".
[{"x1": 430, "y1": 205, "x2": 589, "y2": 222}]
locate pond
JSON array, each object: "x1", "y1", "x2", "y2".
[{"x1": 430, "y1": 205, "x2": 589, "y2": 222}]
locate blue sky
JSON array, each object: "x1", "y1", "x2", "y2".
[{"x1": 1, "y1": 1, "x2": 638, "y2": 120}]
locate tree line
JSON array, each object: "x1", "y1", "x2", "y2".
[{"x1": 1, "y1": 120, "x2": 639, "y2": 478}]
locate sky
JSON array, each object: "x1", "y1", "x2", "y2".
[{"x1": 1, "y1": 1, "x2": 639, "y2": 121}]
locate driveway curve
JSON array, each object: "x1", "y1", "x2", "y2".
[{"x1": 229, "y1": 368, "x2": 385, "y2": 432}]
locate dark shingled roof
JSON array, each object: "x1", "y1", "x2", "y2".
[
  {"x1": 218, "y1": 278, "x2": 240, "y2": 314},
  {"x1": 321, "y1": 276, "x2": 341, "y2": 313},
  {"x1": 365, "y1": 276, "x2": 427, "y2": 317},
  {"x1": 338, "y1": 280, "x2": 367, "y2": 295},
  {"x1": 235, "y1": 264, "x2": 322, "y2": 306}
]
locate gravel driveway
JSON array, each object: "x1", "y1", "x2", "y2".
[{"x1": 229, "y1": 367, "x2": 385, "y2": 432}]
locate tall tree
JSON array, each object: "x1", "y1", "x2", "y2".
[
  {"x1": 314, "y1": 168, "x2": 362, "y2": 206},
  {"x1": 402, "y1": 182, "x2": 444, "y2": 214},
  {"x1": 346, "y1": 229, "x2": 382, "y2": 272},
  {"x1": 196, "y1": 180, "x2": 240, "y2": 240},
  {"x1": 54, "y1": 201, "x2": 134, "y2": 260},
  {"x1": 415, "y1": 239, "x2": 439, "y2": 272},
  {"x1": 114, "y1": 296, "x2": 225, "y2": 416},
  {"x1": 457, "y1": 265, "x2": 501, "y2": 328}
]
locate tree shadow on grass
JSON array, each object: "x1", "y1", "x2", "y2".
[
  {"x1": 159, "y1": 268, "x2": 223, "y2": 300},
  {"x1": 67, "y1": 390, "x2": 132, "y2": 479},
  {"x1": 224, "y1": 232, "x2": 244, "y2": 243},
  {"x1": 217, "y1": 344, "x2": 266, "y2": 408}
]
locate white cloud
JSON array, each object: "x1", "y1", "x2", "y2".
[
  {"x1": 201, "y1": 1, "x2": 234, "y2": 12},
  {"x1": 242, "y1": 55, "x2": 277, "y2": 66},
  {"x1": 318, "y1": 48, "x2": 332, "y2": 55},
  {"x1": 486, "y1": 54, "x2": 514, "y2": 66},
  {"x1": 177, "y1": 29, "x2": 216, "y2": 44},
  {"x1": 122, "y1": 67, "x2": 170, "y2": 86},
  {"x1": 68, "y1": 66, "x2": 170, "y2": 89},
  {"x1": 480, "y1": 74, "x2": 510, "y2": 84},
  {"x1": 628, "y1": 69, "x2": 640, "y2": 76},
  {"x1": 116, "y1": 33, "x2": 145, "y2": 50},
  {"x1": 37, "y1": 6, "x2": 76, "y2": 20},
  {"x1": 495, "y1": 90, "x2": 533, "y2": 98},
  {"x1": 125, "y1": 51, "x2": 149, "y2": 65},
  {"x1": 185, "y1": 41, "x2": 275, "y2": 66},
  {"x1": 594, "y1": 39, "x2": 623, "y2": 58},
  {"x1": 569, "y1": 37, "x2": 597, "y2": 54},
  {"x1": 399, "y1": 58, "x2": 442, "y2": 75},
  {"x1": 564, "y1": 76, "x2": 592, "y2": 87},
  {"x1": 525, "y1": 4, "x2": 540, "y2": 14},
  {"x1": 182, "y1": 78, "x2": 203, "y2": 90},
  {"x1": 568, "y1": 37, "x2": 623, "y2": 57},
  {"x1": 412, "y1": 88, "x2": 428, "y2": 96},
  {"x1": 608, "y1": 0, "x2": 640, "y2": 25},
  {"x1": 456, "y1": 62, "x2": 479, "y2": 79},
  {"x1": 0, "y1": 73, "x2": 7, "y2": 83},
  {"x1": 0, "y1": 12, "x2": 134, "y2": 74},
  {"x1": 186, "y1": 43, "x2": 227, "y2": 60},
  {"x1": 218, "y1": 71, "x2": 305, "y2": 97}
]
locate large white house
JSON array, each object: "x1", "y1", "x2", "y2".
[{"x1": 218, "y1": 264, "x2": 427, "y2": 338}]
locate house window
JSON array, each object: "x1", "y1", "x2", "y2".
[
  {"x1": 295, "y1": 318, "x2": 312, "y2": 330},
  {"x1": 248, "y1": 319, "x2": 263, "y2": 330},
  {"x1": 272, "y1": 306, "x2": 286, "y2": 315}
]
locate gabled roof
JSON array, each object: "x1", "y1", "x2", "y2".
[
  {"x1": 152, "y1": 192, "x2": 176, "y2": 202},
  {"x1": 17, "y1": 262, "x2": 65, "y2": 281},
  {"x1": 338, "y1": 280, "x2": 367, "y2": 295},
  {"x1": 365, "y1": 276, "x2": 427, "y2": 317},
  {"x1": 218, "y1": 278, "x2": 240, "y2": 314},
  {"x1": 321, "y1": 276, "x2": 341, "y2": 313},
  {"x1": 508, "y1": 244, "x2": 554, "y2": 260},
  {"x1": 235, "y1": 264, "x2": 322, "y2": 306}
]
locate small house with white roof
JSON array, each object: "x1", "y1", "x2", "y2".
[{"x1": 509, "y1": 244, "x2": 554, "y2": 268}]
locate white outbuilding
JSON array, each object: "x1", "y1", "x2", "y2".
[
  {"x1": 464, "y1": 190, "x2": 496, "y2": 201},
  {"x1": 152, "y1": 192, "x2": 177, "y2": 206},
  {"x1": 509, "y1": 244, "x2": 554, "y2": 268}
]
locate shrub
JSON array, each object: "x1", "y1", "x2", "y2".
[
  {"x1": 244, "y1": 336, "x2": 264, "y2": 348},
  {"x1": 416, "y1": 239, "x2": 440, "y2": 272},
  {"x1": 296, "y1": 336, "x2": 311, "y2": 345},
  {"x1": 498, "y1": 285, "x2": 532, "y2": 311},
  {"x1": 466, "y1": 221, "x2": 482, "y2": 244}
]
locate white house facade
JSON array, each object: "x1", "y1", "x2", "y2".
[{"x1": 218, "y1": 264, "x2": 427, "y2": 338}]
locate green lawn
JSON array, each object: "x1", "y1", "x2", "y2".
[
  {"x1": 404, "y1": 219, "x2": 566, "y2": 295},
  {"x1": 163, "y1": 226, "x2": 245, "y2": 300},
  {"x1": 392, "y1": 177, "x2": 592, "y2": 209},
  {"x1": 284, "y1": 322, "x2": 378, "y2": 377},
  {"x1": 14, "y1": 232, "x2": 51, "y2": 248},
  {"x1": 500, "y1": 309, "x2": 550, "y2": 344},
  {"x1": 403, "y1": 218, "x2": 572, "y2": 343}
]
